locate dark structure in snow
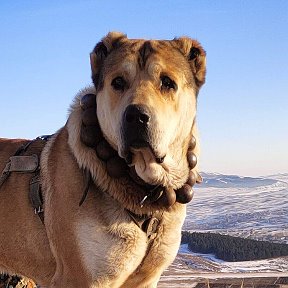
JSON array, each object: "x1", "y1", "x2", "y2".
[{"x1": 182, "y1": 231, "x2": 288, "y2": 262}]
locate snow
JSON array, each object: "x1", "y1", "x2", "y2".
[
  {"x1": 183, "y1": 173, "x2": 288, "y2": 244},
  {"x1": 157, "y1": 173, "x2": 288, "y2": 287},
  {"x1": 178, "y1": 244, "x2": 288, "y2": 273},
  {"x1": 178, "y1": 172, "x2": 288, "y2": 277}
]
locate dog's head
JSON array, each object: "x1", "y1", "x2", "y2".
[{"x1": 90, "y1": 32, "x2": 206, "y2": 189}]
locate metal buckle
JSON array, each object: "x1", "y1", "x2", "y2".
[{"x1": 34, "y1": 206, "x2": 43, "y2": 215}]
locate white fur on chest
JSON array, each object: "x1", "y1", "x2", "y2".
[
  {"x1": 74, "y1": 204, "x2": 186, "y2": 287},
  {"x1": 75, "y1": 214, "x2": 148, "y2": 286}
]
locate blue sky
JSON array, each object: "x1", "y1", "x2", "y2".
[{"x1": 0, "y1": 0, "x2": 287, "y2": 176}]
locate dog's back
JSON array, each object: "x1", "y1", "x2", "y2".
[{"x1": 0, "y1": 138, "x2": 55, "y2": 284}]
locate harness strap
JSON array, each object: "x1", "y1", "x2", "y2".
[
  {"x1": 0, "y1": 137, "x2": 49, "y2": 224},
  {"x1": 126, "y1": 210, "x2": 161, "y2": 240},
  {"x1": 0, "y1": 155, "x2": 38, "y2": 188},
  {"x1": 29, "y1": 174, "x2": 44, "y2": 224},
  {"x1": 0, "y1": 163, "x2": 11, "y2": 189},
  {"x1": 79, "y1": 169, "x2": 92, "y2": 206},
  {"x1": 14, "y1": 139, "x2": 35, "y2": 156},
  {"x1": 9, "y1": 155, "x2": 38, "y2": 172},
  {"x1": 0, "y1": 138, "x2": 38, "y2": 189},
  {"x1": 130, "y1": 210, "x2": 162, "y2": 274}
]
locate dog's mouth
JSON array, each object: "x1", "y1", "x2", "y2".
[
  {"x1": 123, "y1": 141, "x2": 166, "y2": 165},
  {"x1": 120, "y1": 139, "x2": 169, "y2": 188}
]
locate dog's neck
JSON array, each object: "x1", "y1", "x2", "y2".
[{"x1": 86, "y1": 119, "x2": 166, "y2": 210}]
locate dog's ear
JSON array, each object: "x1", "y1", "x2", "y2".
[
  {"x1": 172, "y1": 37, "x2": 206, "y2": 88},
  {"x1": 90, "y1": 32, "x2": 127, "y2": 90}
]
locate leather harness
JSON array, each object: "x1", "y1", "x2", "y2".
[
  {"x1": 0, "y1": 137, "x2": 161, "y2": 239},
  {"x1": 0, "y1": 136, "x2": 50, "y2": 224}
]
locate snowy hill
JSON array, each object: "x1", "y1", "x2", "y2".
[
  {"x1": 184, "y1": 172, "x2": 288, "y2": 243},
  {"x1": 178, "y1": 172, "x2": 288, "y2": 276},
  {"x1": 199, "y1": 172, "x2": 280, "y2": 188}
]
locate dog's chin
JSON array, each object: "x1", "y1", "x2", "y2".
[{"x1": 129, "y1": 147, "x2": 184, "y2": 189}]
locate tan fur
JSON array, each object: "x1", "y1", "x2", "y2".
[{"x1": 0, "y1": 32, "x2": 205, "y2": 287}]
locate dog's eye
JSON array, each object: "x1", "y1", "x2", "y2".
[
  {"x1": 111, "y1": 77, "x2": 126, "y2": 91},
  {"x1": 161, "y1": 76, "x2": 177, "y2": 91}
]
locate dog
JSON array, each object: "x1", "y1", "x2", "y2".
[{"x1": 0, "y1": 32, "x2": 206, "y2": 287}]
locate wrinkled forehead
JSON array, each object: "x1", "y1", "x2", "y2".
[{"x1": 103, "y1": 40, "x2": 192, "y2": 82}]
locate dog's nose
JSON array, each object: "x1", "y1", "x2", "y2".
[
  {"x1": 123, "y1": 105, "x2": 151, "y2": 149},
  {"x1": 124, "y1": 105, "x2": 150, "y2": 126}
]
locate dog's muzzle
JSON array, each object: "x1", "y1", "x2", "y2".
[
  {"x1": 121, "y1": 104, "x2": 166, "y2": 164},
  {"x1": 122, "y1": 104, "x2": 151, "y2": 150}
]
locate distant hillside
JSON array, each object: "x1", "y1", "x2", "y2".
[
  {"x1": 199, "y1": 172, "x2": 278, "y2": 188},
  {"x1": 182, "y1": 231, "x2": 288, "y2": 262}
]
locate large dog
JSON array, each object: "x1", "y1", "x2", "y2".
[{"x1": 0, "y1": 32, "x2": 206, "y2": 287}]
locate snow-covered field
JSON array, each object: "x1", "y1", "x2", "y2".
[
  {"x1": 159, "y1": 244, "x2": 288, "y2": 287},
  {"x1": 184, "y1": 173, "x2": 288, "y2": 244},
  {"x1": 177, "y1": 244, "x2": 288, "y2": 273},
  {"x1": 171, "y1": 173, "x2": 288, "y2": 280}
]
